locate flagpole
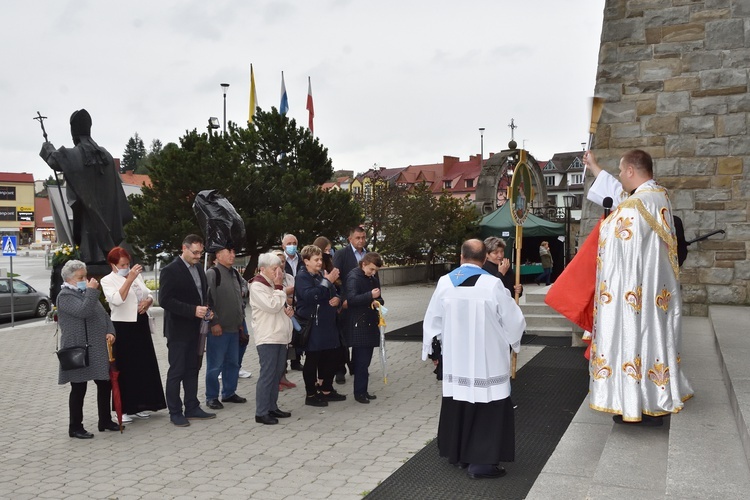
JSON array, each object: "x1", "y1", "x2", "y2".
[{"x1": 249, "y1": 64, "x2": 257, "y2": 124}]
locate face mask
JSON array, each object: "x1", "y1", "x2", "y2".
[
  {"x1": 285, "y1": 245, "x2": 297, "y2": 256},
  {"x1": 76, "y1": 281, "x2": 87, "y2": 291},
  {"x1": 117, "y1": 267, "x2": 130, "y2": 277}
]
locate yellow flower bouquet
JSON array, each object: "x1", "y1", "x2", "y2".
[{"x1": 51, "y1": 244, "x2": 81, "y2": 267}]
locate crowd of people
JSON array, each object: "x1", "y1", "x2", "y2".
[
  {"x1": 56, "y1": 227, "x2": 386, "y2": 436},
  {"x1": 55, "y1": 148, "x2": 692, "y2": 488}
]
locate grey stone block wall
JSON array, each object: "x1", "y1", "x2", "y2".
[{"x1": 586, "y1": 0, "x2": 750, "y2": 315}]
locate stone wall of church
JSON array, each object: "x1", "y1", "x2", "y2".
[{"x1": 584, "y1": 0, "x2": 750, "y2": 315}]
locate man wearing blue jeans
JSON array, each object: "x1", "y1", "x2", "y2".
[{"x1": 205, "y1": 242, "x2": 247, "y2": 410}]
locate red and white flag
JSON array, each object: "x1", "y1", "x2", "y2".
[{"x1": 306, "y1": 76, "x2": 315, "y2": 134}]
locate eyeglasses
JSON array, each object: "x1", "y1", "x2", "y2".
[{"x1": 190, "y1": 250, "x2": 204, "y2": 256}]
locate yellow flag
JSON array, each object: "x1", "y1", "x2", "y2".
[{"x1": 248, "y1": 64, "x2": 258, "y2": 123}]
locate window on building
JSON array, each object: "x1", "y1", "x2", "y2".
[
  {"x1": 465, "y1": 179, "x2": 474, "y2": 188},
  {"x1": 353, "y1": 186, "x2": 361, "y2": 195},
  {"x1": 545, "y1": 175, "x2": 555, "y2": 187},
  {"x1": 443, "y1": 180, "x2": 452, "y2": 189},
  {"x1": 570, "y1": 174, "x2": 583, "y2": 185}
]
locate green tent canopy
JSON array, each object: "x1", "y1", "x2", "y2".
[{"x1": 479, "y1": 202, "x2": 565, "y2": 240}]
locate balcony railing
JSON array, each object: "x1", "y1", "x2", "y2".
[{"x1": 532, "y1": 206, "x2": 568, "y2": 222}]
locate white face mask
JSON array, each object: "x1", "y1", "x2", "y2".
[{"x1": 117, "y1": 267, "x2": 130, "y2": 277}]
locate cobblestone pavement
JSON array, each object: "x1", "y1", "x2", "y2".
[{"x1": 0, "y1": 283, "x2": 541, "y2": 500}]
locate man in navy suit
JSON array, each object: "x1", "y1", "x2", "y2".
[
  {"x1": 160, "y1": 234, "x2": 217, "y2": 427},
  {"x1": 332, "y1": 226, "x2": 367, "y2": 383}
]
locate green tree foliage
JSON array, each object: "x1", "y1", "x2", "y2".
[
  {"x1": 352, "y1": 172, "x2": 402, "y2": 253},
  {"x1": 380, "y1": 183, "x2": 479, "y2": 265},
  {"x1": 122, "y1": 133, "x2": 147, "y2": 172},
  {"x1": 134, "y1": 139, "x2": 164, "y2": 175},
  {"x1": 125, "y1": 108, "x2": 361, "y2": 269}
]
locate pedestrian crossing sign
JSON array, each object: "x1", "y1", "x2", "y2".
[{"x1": 2, "y1": 235, "x2": 17, "y2": 256}]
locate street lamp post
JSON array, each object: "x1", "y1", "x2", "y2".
[
  {"x1": 220, "y1": 83, "x2": 230, "y2": 133},
  {"x1": 479, "y1": 127, "x2": 485, "y2": 167},
  {"x1": 563, "y1": 194, "x2": 576, "y2": 266}
]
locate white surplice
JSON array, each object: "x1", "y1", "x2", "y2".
[
  {"x1": 588, "y1": 173, "x2": 693, "y2": 421},
  {"x1": 422, "y1": 265, "x2": 526, "y2": 404}
]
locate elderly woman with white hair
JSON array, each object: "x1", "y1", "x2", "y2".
[
  {"x1": 249, "y1": 252, "x2": 295, "y2": 425},
  {"x1": 57, "y1": 260, "x2": 119, "y2": 439}
]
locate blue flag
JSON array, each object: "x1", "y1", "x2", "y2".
[{"x1": 280, "y1": 71, "x2": 289, "y2": 115}]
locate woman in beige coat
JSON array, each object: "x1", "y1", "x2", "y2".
[{"x1": 249, "y1": 252, "x2": 294, "y2": 425}]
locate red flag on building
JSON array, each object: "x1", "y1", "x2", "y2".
[{"x1": 306, "y1": 76, "x2": 315, "y2": 134}]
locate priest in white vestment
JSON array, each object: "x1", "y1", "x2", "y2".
[
  {"x1": 422, "y1": 239, "x2": 525, "y2": 479},
  {"x1": 583, "y1": 150, "x2": 693, "y2": 425}
]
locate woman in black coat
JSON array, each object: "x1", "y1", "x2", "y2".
[
  {"x1": 295, "y1": 245, "x2": 345, "y2": 407},
  {"x1": 343, "y1": 252, "x2": 384, "y2": 404}
]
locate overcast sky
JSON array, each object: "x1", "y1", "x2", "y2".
[{"x1": 1, "y1": 1, "x2": 604, "y2": 182}]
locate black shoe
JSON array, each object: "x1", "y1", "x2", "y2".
[
  {"x1": 305, "y1": 394, "x2": 328, "y2": 407},
  {"x1": 365, "y1": 393, "x2": 377, "y2": 400},
  {"x1": 170, "y1": 414, "x2": 190, "y2": 427},
  {"x1": 255, "y1": 414, "x2": 279, "y2": 425},
  {"x1": 221, "y1": 394, "x2": 247, "y2": 404},
  {"x1": 320, "y1": 390, "x2": 347, "y2": 402},
  {"x1": 290, "y1": 361, "x2": 303, "y2": 371},
  {"x1": 98, "y1": 421, "x2": 121, "y2": 432},
  {"x1": 335, "y1": 373, "x2": 346, "y2": 384},
  {"x1": 269, "y1": 409, "x2": 291, "y2": 418},
  {"x1": 613, "y1": 414, "x2": 664, "y2": 427},
  {"x1": 452, "y1": 462, "x2": 468, "y2": 469},
  {"x1": 206, "y1": 399, "x2": 224, "y2": 410},
  {"x1": 185, "y1": 407, "x2": 217, "y2": 420},
  {"x1": 354, "y1": 394, "x2": 370, "y2": 404},
  {"x1": 468, "y1": 466, "x2": 506, "y2": 479},
  {"x1": 69, "y1": 429, "x2": 94, "y2": 439}
]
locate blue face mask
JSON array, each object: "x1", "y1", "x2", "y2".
[
  {"x1": 117, "y1": 267, "x2": 130, "y2": 277},
  {"x1": 76, "y1": 281, "x2": 87, "y2": 291},
  {"x1": 285, "y1": 245, "x2": 297, "y2": 256}
]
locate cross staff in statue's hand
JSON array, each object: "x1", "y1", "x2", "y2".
[{"x1": 34, "y1": 111, "x2": 49, "y2": 142}]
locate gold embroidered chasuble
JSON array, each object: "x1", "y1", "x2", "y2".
[{"x1": 589, "y1": 178, "x2": 693, "y2": 421}]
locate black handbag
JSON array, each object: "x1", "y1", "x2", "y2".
[
  {"x1": 292, "y1": 305, "x2": 318, "y2": 348},
  {"x1": 56, "y1": 320, "x2": 90, "y2": 371}
]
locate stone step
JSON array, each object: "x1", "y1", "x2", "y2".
[
  {"x1": 524, "y1": 325, "x2": 572, "y2": 338},
  {"x1": 520, "y1": 303, "x2": 559, "y2": 315},
  {"x1": 523, "y1": 313, "x2": 575, "y2": 329},
  {"x1": 523, "y1": 288, "x2": 551, "y2": 304},
  {"x1": 527, "y1": 310, "x2": 750, "y2": 499}
]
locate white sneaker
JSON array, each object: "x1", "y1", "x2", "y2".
[
  {"x1": 132, "y1": 411, "x2": 151, "y2": 419},
  {"x1": 238, "y1": 368, "x2": 252, "y2": 379},
  {"x1": 119, "y1": 413, "x2": 133, "y2": 424}
]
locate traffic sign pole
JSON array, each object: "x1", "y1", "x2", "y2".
[
  {"x1": 2, "y1": 235, "x2": 18, "y2": 328},
  {"x1": 9, "y1": 256, "x2": 14, "y2": 328}
]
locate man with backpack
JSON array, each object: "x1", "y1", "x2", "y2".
[{"x1": 205, "y1": 241, "x2": 248, "y2": 410}]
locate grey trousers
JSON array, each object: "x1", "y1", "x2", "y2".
[{"x1": 255, "y1": 343, "x2": 288, "y2": 416}]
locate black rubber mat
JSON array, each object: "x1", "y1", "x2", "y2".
[
  {"x1": 384, "y1": 321, "x2": 424, "y2": 341},
  {"x1": 386, "y1": 323, "x2": 573, "y2": 348},
  {"x1": 365, "y1": 346, "x2": 589, "y2": 500}
]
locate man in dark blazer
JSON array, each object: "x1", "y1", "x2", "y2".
[
  {"x1": 160, "y1": 234, "x2": 217, "y2": 427},
  {"x1": 332, "y1": 226, "x2": 367, "y2": 383}
]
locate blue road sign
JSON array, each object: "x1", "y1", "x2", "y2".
[{"x1": 2, "y1": 235, "x2": 17, "y2": 256}]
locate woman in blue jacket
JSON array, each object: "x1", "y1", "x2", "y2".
[
  {"x1": 295, "y1": 245, "x2": 345, "y2": 407},
  {"x1": 343, "y1": 252, "x2": 384, "y2": 404}
]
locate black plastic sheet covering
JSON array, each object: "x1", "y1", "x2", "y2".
[{"x1": 193, "y1": 189, "x2": 246, "y2": 253}]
